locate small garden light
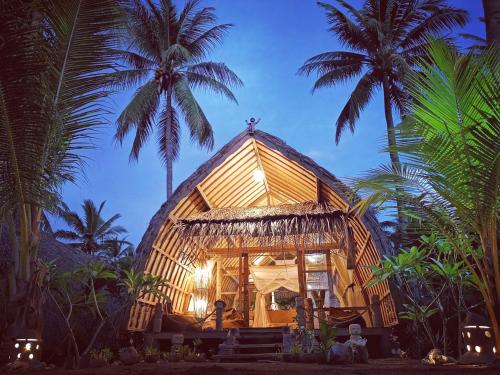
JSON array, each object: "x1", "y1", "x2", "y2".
[
  {"x1": 461, "y1": 313, "x2": 496, "y2": 364},
  {"x1": 11, "y1": 337, "x2": 42, "y2": 362}
]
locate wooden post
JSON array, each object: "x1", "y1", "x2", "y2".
[
  {"x1": 296, "y1": 247, "x2": 306, "y2": 298},
  {"x1": 243, "y1": 252, "x2": 250, "y2": 327},
  {"x1": 216, "y1": 257, "x2": 222, "y2": 301},
  {"x1": 238, "y1": 255, "x2": 243, "y2": 312},
  {"x1": 295, "y1": 296, "x2": 306, "y2": 328},
  {"x1": 370, "y1": 294, "x2": 383, "y2": 327},
  {"x1": 152, "y1": 302, "x2": 163, "y2": 333},
  {"x1": 214, "y1": 299, "x2": 226, "y2": 331},
  {"x1": 305, "y1": 297, "x2": 315, "y2": 329}
]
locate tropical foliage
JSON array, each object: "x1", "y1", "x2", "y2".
[
  {"x1": 299, "y1": 0, "x2": 468, "y2": 248},
  {"x1": 54, "y1": 200, "x2": 127, "y2": 255},
  {"x1": 369, "y1": 233, "x2": 475, "y2": 355},
  {"x1": 46, "y1": 260, "x2": 168, "y2": 368},
  {"x1": 354, "y1": 41, "x2": 500, "y2": 355},
  {"x1": 114, "y1": 0, "x2": 243, "y2": 198},
  {"x1": 0, "y1": 0, "x2": 122, "y2": 337}
]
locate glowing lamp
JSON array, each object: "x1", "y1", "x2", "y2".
[
  {"x1": 11, "y1": 337, "x2": 41, "y2": 362},
  {"x1": 193, "y1": 292, "x2": 209, "y2": 319},
  {"x1": 461, "y1": 313, "x2": 496, "y2": 364},
  {"x1": 193, "y1": 260, "x2": 214, "y2": 289},
  {"x1": 253, "y1": 169, "x2": 265, "y2": 183}
]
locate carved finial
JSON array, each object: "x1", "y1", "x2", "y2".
[{"x1": 245, "y1": 117, "x2": 260, "y2": 135}]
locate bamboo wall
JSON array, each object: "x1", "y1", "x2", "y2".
[{"x1": 128, "y1": 132, "x2": 398, "y2": 331}]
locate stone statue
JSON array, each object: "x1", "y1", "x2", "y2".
[{"x1": 345, "y1": 324, "x2": 368, "y2": 363}]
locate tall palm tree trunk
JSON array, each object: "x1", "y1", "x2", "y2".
[
  {"x1": 382, "y1": 75, "x2": 404, "y2": 252},
  {"x1": 483, "y1": 0, "x2": 500, "y2": 46},
  {"x1": 165, "y1": 86, "x2": 173, "y2": 199}
]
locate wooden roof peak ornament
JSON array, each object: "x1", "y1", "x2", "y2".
[{"x1": 245, "y1": 117, "x2": 260, "y2": 135}]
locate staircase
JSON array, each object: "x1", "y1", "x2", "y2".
[{"x1": 214, "y1": 327, "x2": 285, "y2": 362}]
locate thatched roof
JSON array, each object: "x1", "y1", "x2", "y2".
[
  {"x1": 137, "y1": 130, "x2": 391, "y2": 265},
  {"x1": 176, "y1": 202, "x2": 351, "y2": 247}
]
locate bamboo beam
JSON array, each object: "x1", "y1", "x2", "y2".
[
  {"x1": 296, "y1": 246, "x2": 306, "y2": 298},
  {"x1": 251, "y1": 139, "x2": 271, "y2": 206},
  {"x1": 196, "y1": 185, "x2": 214, "y2": 210},
  {"x1": 243, "y1": 252, "x2": 250, "y2": 327},
  {"x1": 152, "y1": 245, "x2": 193, "y2": 274},
  {"x1": 356, "y1": 233, "x2": 371, "y2": 263},
  {"x1": 238, "y1": 255, "x2": 243, "y2": 311},
  {"x1": 206, "y1": 242, "x2": 339, "y2": 256}
]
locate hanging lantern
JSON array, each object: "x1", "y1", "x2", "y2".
[
  {"x1": 193, "y1": 259, "x2": 214, "y2": 289},
  {"x1": 192, "y1": 259, "x2": 214, "y2": 319},
  {"x1": 461, "y1": 313, "x2": 496, "y2": 364},
  {"x1": 193, "y1": 291, "x2": 209, "y2": 319}
]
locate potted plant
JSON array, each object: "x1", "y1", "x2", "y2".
[
  {"x1": 144, "y1": 346, "x2": 160, "y2": 363},
  {"x1": 89, "y1": 348, "x2": 113, "y2": 368}
]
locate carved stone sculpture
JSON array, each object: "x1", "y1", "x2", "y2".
[{"x1": 345, "y1": 324, "x2": 368, "y2": 363}]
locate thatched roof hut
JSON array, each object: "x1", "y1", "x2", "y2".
[{"x1": 130, "y1": 129, "x2": 398, "y2": 331}]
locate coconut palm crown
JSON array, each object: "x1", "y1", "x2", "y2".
[
  {"x1": 54, "y1": 200, "x2": 127, "y2": 255},
  {"x1": 114, "y1": 0, "x2": 243, "y2": 198},
  {"x1": 299, "y1": 0, "x2": 467, "y2": 157}
]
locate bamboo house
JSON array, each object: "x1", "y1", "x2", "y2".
[{"x1": 128, "y1": 127, "x2": 398, "y2": 340}]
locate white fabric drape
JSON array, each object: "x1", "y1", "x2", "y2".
[{"x1": 250, "y1": 265, "x2": 299, "y2": 327}]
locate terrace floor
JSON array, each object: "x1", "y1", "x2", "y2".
[{"x1": 45, "y1": 358, "x2": 499, "y2": 375}]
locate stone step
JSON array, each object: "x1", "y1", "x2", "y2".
[
  {"x1": 235, "y1": 343, "x2": 282, "y2": 349},
  {"x1": 213, "y1": 352, "x2": 283, "y2": 362}
]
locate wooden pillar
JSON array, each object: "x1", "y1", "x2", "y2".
[
  {"x1": 152, "y1": 302, "x2": 163, "y2": 333},
  {"x1": 243, "y1": 252, "x2": 250, "y2": 327},
  {"x1": 238, "y1": 255, "x2": 243, "y2": 312},
  {"x1": 370, "y1": 294, "x2": 383, "y2": 327},
  {"x1": 296, "y1": 247, "x2": 306, "y2": 298},
  {"x1": 216, "y1": 257, "x2": 222, "y2": 301},
  {"x1": 214, "y1": 299, "x2": 226, "y2": 331}
]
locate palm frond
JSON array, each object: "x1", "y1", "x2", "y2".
[{"x1": 335, "y1": 72, "x2": 378, "y2": 144}]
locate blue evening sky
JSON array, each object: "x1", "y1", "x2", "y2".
[{"x1": 50, "y1": 0, "x2": 485, "y2": 247}]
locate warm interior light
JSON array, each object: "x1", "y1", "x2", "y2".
[
  {"x1": 28, "y1": 353, "x2": 34, "y2": 360},
  {"x1": 17, "y1": 353, "x2": 21, "y2": 359},
  {"x1": 475, "y1": 345, "x2": 481, "y2": 353},
  {"x1": 253, "y1": 255, "x2": 265, "y2": 265},
  {"x1": 253, "y1": 169, "x2": 265, "y2": 183},
  {"x1": 36, "y1": 345, "x2": 39, "y2": 350},
  {"x1": 485, "y1": 330, "x2": 491, "y2": 338},
  {"x1": 193, "y1": 294, "x2": 208, "y2": 319},
  {"x1": 14, "y1": 343, "x2": 19, "y2": 349},
  {"x1": 193, "y1": 260, "x2": 214, "y2": 289},
  {"x1": 466, "y1": 345, "x2": 471, "y2": 351},
  {"x1": 25, "y1": 343, "x2": 31, "y2": 351},
  {"x1": 494, "y1": 347, "x2": 496, "y2": 354},
  {"x1": 466, "y1": 331, "x2": 471, "y2": 338}
]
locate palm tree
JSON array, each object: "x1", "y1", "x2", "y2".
[
  {"x1": 483, "y1": 0, "x2": 500, "y2": 45},
  {"x1": 298, "y1": 0, "x2": 467, "y2": 248},
  {"x1": 55, "y1": 200, "x2": 127, "y2": 255},
  {"x1": 352, "y1": 41, "x2": 500, "y2": 357},
  {"x1": 0, "y1": 0, "x2": 122, "y2": 338},
  {"x1": 114, "y1": 0, "x2": 243, "y2": 199}
]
